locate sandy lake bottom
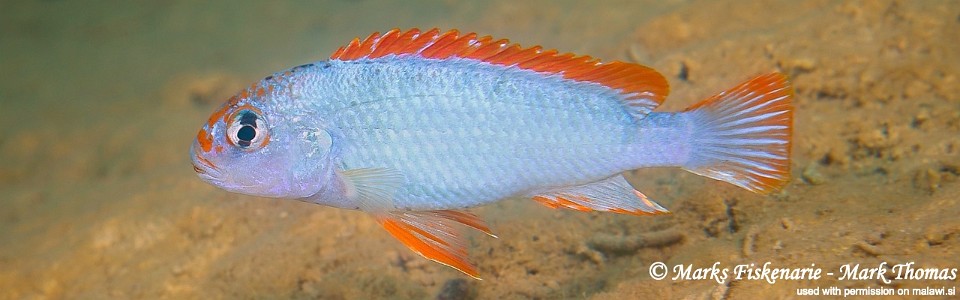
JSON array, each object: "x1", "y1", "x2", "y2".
[{"x1": 1, "y1": 1, "x2": 958, "y2": 299}]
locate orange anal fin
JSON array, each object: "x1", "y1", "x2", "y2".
[
  {"x1": 374, "y1": 210, "x2": 495, "y2": 279},
  {"x1": 532, "y1": 196, "x2": 561, "y2": 209},
  {"x1": 530, "y1": 175, "x2": 670, "y2": 216}
]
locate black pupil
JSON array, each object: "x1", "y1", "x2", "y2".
[
  {"x1": 236, "y1": 110, "x2": 259, "y2": 147},
  {"x1": 237, "y1": 126, "x2": 256, "y2": 143}
]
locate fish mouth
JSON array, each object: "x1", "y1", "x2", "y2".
[{"x1": 190, "y1": 144, "x2": 223, "y2": 182}]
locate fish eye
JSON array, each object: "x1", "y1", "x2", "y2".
[{"x1": 227, "y1": 108, "x2": 269, "y2": 150}]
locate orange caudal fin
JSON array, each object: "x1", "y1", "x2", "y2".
[
  {"x1": 683, "y1": 72, "x2": 794, "y2": 194},
  {"x1": 373, "y1": 210, "x2": 495, "y2": 279}
]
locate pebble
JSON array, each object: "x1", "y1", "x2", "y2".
[
  {"x1": 801, "y1": 165, "x2": 826, "y2": 185},
  {"x1": 854, "y1": 241, "x2": 882, "y2": 256}
]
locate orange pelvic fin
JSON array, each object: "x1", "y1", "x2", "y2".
[
  {"x1": 374, "y1": 210, "x2": 495, "y2": 279},
  {"x1": 531, "y1": 175, "x2": 670, "y2": 216}
]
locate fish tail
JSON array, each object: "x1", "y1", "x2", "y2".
[{"x1": 682, "y1": 72, "x2": 794, "y2": 194}]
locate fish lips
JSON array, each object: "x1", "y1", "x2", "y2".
[{"x1": 190, "y1": 142, "x2": 224, "y2": 184}]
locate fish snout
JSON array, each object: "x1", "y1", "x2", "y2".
[{"x1": 190, "y1": 142, "x2": 222, "y2": 180}]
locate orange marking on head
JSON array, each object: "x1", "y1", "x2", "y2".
[
  {"x1": 196, "y1": 128, "x2": 213, "y2": 153},
  {"x1": 195, "y1": 152, "x2": 218, "y2": 169},
  {"x1": 228, "y1": 104, "x2": 263, "y2": 119},
  {"x1": 207, "y1": 107, "x2": 228, "y2": 128},
  {"x1": 206, "y1": 95, "x2": 240, "y2": 127},
  {"x1": 258, "y1": 135, "x2": 270, "y2": 148},
  {"x1": 330, "y1": 28, "x2": 670, "y2": 105}
]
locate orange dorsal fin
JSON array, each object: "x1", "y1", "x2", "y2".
[
  {"x1": 374, "y1": 210, "x2": 495, "y2": 279},
  {"x1": 330, "y1": 28, "x2": 669, "y2": 114}
]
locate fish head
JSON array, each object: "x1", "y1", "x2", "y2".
[{"x1": 191, "y1": 82, "x2": 333, "y2": 199}]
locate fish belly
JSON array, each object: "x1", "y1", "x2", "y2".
[{"x1": 324, "y1": 57, "x2": 652, "y2": 210}]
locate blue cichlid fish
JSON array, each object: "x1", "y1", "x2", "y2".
[{"x1": 190, "y1": 28, "x2": 793, "y2": 278}]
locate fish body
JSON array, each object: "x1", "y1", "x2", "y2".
[
  {"x1": 319, "y1": 56, "x2": 679, "y2": 210},
  {"x1": 191, "y1": 28, "x2": 793, "y2": 278}
]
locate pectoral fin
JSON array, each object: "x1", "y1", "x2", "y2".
[{"x1": 341, "y1": 167, "x2": 404, "y2": 211}]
